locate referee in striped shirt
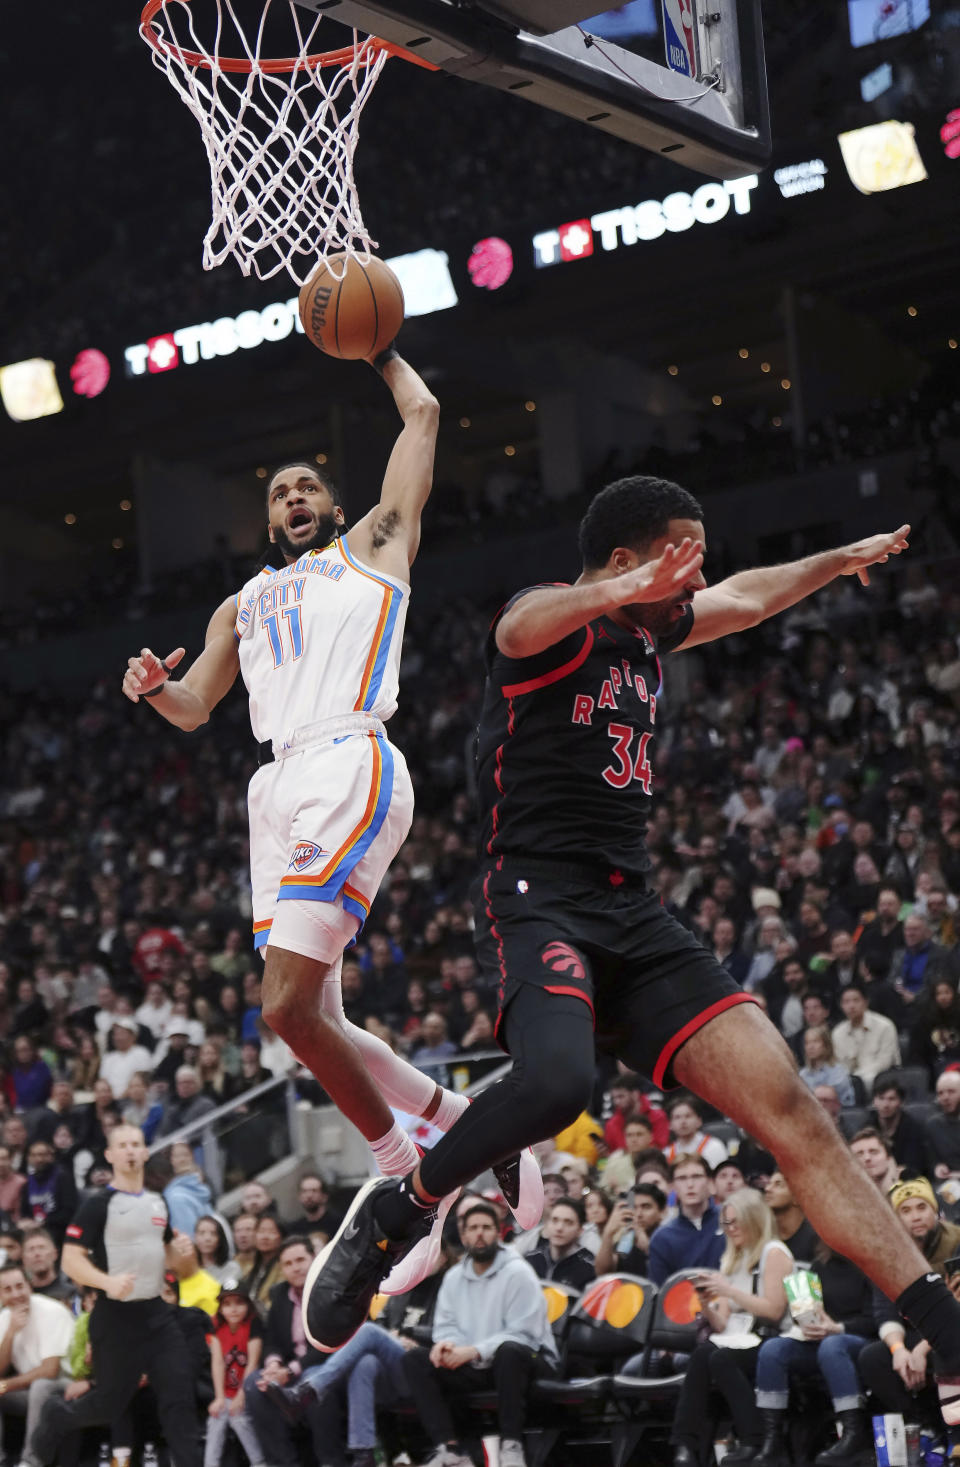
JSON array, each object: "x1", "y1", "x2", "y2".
[{"x1": 32, "y1": 1124, "x2": 201, "y2": 1467}]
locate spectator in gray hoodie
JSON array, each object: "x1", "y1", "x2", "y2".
[{"x1": 402, "y1": 1201, "x2": 558, "y2": 1467}]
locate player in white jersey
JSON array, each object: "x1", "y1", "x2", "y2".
[{"x1": 121, "y1": 350, "x2": 542, "y2": 1292}]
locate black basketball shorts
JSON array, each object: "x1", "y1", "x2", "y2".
[{"x1": 474, "y1": 856, "x2": 759, "y2": 1088}]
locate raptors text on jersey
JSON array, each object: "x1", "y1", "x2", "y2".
[{"x1": 477, "y1": 588, "x2": 693, "y2": 877}]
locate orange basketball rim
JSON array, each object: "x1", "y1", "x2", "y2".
[{"x1": 140, "y1": 0, "x2": 439, "y2": 74}]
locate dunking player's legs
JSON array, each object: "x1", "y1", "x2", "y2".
[
  {"x1": 319, "y1": 957, "x2": 468, "y2": 1132},
  {"x1": 672, "y1": 1003, "x2": 960, "y2": 1368},
  {"x1": 262, "y1": 944, "x2": 418, "y2": 1174},
  {"x1": 378, "y1": 986, "x2": 595, "y2": 1221}
]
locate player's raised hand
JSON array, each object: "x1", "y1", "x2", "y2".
[
  {"x1": 604, "y1": 538, "x2": 704, "y2": 610},
  {"x1": 839, "y1": 524, "x2": 910, "y2": 586},
  {"x1": 122, "y1": 646, "x2": 185, "y2": 703}
]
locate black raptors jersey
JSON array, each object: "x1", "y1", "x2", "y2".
[{"x1": 476, "y1": 589, "x2": 694, "y2": 877}]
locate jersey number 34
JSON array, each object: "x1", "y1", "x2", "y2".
[{"x1": 602, "y1": 723, "x2": 653, "y2": 794}]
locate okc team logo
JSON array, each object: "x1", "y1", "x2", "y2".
[
  {"x1": 541, "y1": 942, "x2": 586, "y2": 981},
  {"x1": 289, "y1": 842, "x2": 328, "y2": 872}
]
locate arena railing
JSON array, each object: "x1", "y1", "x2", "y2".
[{"x1": 145, "y1": 1050, "x2": 511, "y2": 1196}]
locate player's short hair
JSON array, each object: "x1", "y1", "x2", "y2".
[
  {"x1": 578, "y1": 476, "x2": 703, "y2": 569},
  {"x1": 266, "y1": 460, "x2": 343, "y2": 511}
]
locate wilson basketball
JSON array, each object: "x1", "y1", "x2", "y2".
[{"x1": 298, "y1": 254, "x2": 405, "y2": 360}]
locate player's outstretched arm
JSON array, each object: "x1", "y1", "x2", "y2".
[
  {"x1": 497, "y1": 539, "x2": 704, "y2": 658},
  {"x1": 121, "y1": 595, "x2": 241, "y2": 730},
  {"x1": 349, "y1": 351, "x2": 439, "y2": 574},
  {"x1": 676, "y1": 524, "x2": 910, "y2": 651}
]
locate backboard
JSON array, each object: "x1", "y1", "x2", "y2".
[{"x1": 297, "y1": 0, "x2": 770, "y2": 179}]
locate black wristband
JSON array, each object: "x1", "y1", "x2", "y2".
[{"x1": 372, "y1": 341, "x2": 400, "y2": 375}]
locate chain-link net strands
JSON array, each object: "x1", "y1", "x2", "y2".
[{"x1": 140, "y1": 0, "x2": 435, "y2": 285}]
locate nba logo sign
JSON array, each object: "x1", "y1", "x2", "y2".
[{"x1": 662, "y1": 0, "x2": 698, "y2": 79}]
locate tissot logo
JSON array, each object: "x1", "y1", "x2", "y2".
[{"x1": 532, "y1": 177, "x2": 758, "y2": 267}]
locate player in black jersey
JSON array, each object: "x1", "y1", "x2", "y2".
[{"x1": 303, "y1": 478, "x2": 960, "y2": 1411}]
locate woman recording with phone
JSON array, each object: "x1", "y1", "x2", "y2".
[{"x1": 671, "y1": 1188, "x2": 793, "y2": 1467}]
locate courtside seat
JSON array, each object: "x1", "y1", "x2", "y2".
[
  {"x1": 611, "y1": 1268, "x2": 702, "y2": 1402},
  {"x1": 605, "y1": 1271, "x2": 704, "y2": 1467},
  {"x1": 530, "y1": 1275, "x2": 657, "y2": 1467}
]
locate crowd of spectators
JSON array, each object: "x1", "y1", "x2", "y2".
[{"x1": 3, "y1": 482, "x2": 960, "y2": 1461}]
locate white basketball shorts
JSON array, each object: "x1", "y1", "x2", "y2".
[{"x1": 248, "y1": 717, "x2": 414, "y2": 960}]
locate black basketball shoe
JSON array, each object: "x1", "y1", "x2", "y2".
[{"x1": 302, "y1": 1176, "x2": 428, "y2": 1353}]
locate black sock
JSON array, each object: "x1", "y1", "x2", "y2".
[
  {"x1": 896, "y1": 1274, "x2": 960, "y2": 1369},
  {"x1": 373, "y1": 1173, "x2": 433, "y2": 1240}
]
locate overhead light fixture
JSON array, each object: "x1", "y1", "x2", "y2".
[
  {"x1": 711, "y1": 394, "x2": 723, "y2": 406},
  {"x1": 760, "y1": 361, "x2": 771, "y2": 373},
  {"x1": 738, "y1": 348, "x2": 749, "y2": 359}
]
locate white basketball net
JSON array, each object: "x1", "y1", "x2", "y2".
[{"x1": 140, "y1": 0, "x2": 393, "y2": 285}]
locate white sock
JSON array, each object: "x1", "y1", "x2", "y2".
[
  {"x1": 369, "y1": 1121, "x2": 420, "y2": 1176},
  {"x1": 431, "y1": 1089, "x2": 470, "y2": 1132}
]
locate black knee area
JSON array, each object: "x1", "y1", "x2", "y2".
[{"x1": 501, "y1": 986, "x2": 596, "y2": 1137}]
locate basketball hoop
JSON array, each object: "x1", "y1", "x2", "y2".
[{"x1": 139, "y1": 0, "x2": 436, "y2": 285}]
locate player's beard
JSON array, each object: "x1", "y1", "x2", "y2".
[
  {"x1": 621, "y1": 598, "x2": 684, "y2": 636},
  {"x1": 272, "y1": 509, "x2": 341, "y2": 560}
]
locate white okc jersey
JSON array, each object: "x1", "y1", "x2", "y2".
[{"x1": 234, "y1": 537, "x2": 410, "y2": 746}]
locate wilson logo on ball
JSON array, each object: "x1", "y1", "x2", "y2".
[
  {"x1": 541, "y1": 942, "x2": 585, "y2": 980},
  {"x1": 309, "y1": 285, "x2": 333, "y2": 336}
]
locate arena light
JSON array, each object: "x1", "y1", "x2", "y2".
[
  {"x1": 532, "y1": 175, "x2": 758, "y2": 267},
  {"x1": 837, "y1": 120, "x2": 927, "y2": 195},
  {"x1": 0, "y1": 358, "x2": 64, "y2": 423},
  {"x1": 468, "y1": 237, "x2": 514, "y2": 290},
  {"x1": 70, "y1": 348, "x2": 111, "y2": 399},
  {"x1": 942, "y1": 109, "x2": 960, "y2": 161}
]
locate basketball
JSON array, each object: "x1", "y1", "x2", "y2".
[{"x1": 297, "y1": 254, "x2": 405, "y2": 360}]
